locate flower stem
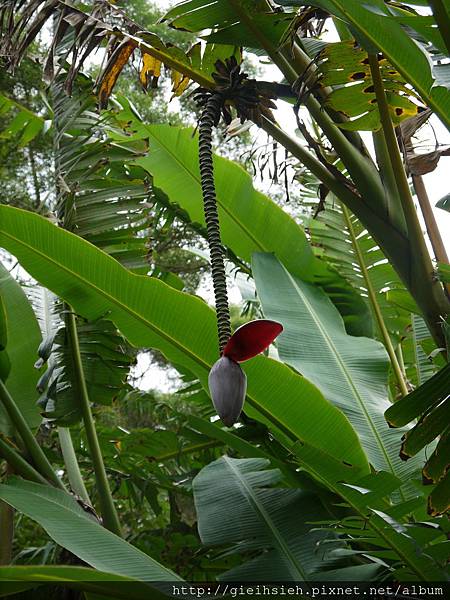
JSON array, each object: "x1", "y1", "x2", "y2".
[{"x1": 198, "y1": 94, "x2": 232, "y2": 353}]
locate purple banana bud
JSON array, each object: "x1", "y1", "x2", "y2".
[{"x1": 208, "y1": 356, "x2": 247, "y2": 426}]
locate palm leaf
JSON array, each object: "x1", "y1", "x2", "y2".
[
  {"x1": 0, "y1": 204, "x2": 369, "y2": 472},
  {"x1": 52, "y1": 75, "x2": 151, "y2": 273},
  {"x1": 37, "y1": 317, "x2": 136, "y2": 426},
  {"x1": 24, "y1": 72, "x2": 147, "y2": 425},
  {"x1": 252, "y1": 252, "x2": 424, "y2": 487},
  {"x1": 0, "y1": 477, "x2": 181, "y2": 583},
  {"x1": 193, "y1": 456, "x2": 337, "y2": 581}
]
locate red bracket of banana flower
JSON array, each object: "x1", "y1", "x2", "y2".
[
  {"x1": 222, "y1": 319, "x2": 284, "y2": 362},
  {"x1": 209, "y1": 320, "x2": 283, "y2": 426}
]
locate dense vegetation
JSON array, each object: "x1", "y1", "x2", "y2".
[{"x1": 0, "y1": 0, "x2": 449, "y2": 595}]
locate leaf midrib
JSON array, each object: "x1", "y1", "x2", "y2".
[
  {"x1": 284, "y1": 267, "x2": 397, "y2": 477},
  {"x1": 224, "y1": 457, "x2": 309, "y2": 581},
  {"x1": 0, "y1": 485, "x2": 178, "y2": 578},
  {"x1": 1, "y1": 228, "x2": 211, "y2": 373}
]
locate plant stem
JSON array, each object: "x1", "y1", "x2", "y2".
[
  {"x1": 65, "y1": 309, "x2": 122, "y2": 536},
  {"x1": 395, "y1": 342, "x2": 408, "y2": 383},
  {"x1": 0, "y1": 463, "x2": 14, "y2": 565},
  {"x1": 341, "y1": 204, "x2": 409, "y2": 397},
  {"x1": 58, "y1": 427, "x2": 91, "y2": 505},
  {"x1": 372, "y1": 128, "x2": 407, "y2": 236},
  {"x1": 0, "y1": 437, "x2": 49, "y2": 485},
  {"x1": 229, "y1": 0, "x2": 386, "y2": 218},
  {"x1": 0, "y1": 380, "x2": 65, "y2": 489},
  {"x1": 367, "y1": 54, "x2": 449, "y2": 348},
  {"x1": 412, "y1": 174, "x2": 450, "y2": 268}
]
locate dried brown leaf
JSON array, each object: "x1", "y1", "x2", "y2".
[
  {"x1": 139, "y1": 52, "x2": 162, "y2": 89},
  {"x1": 407, "y1": 146, "x2": 450, "y2": 175},
  {"x1": 97, "y1": 38, "x2": 137, "y2": 109}
]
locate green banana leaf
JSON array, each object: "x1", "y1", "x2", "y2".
[
  {"x1": 0, "y1": 566, "x2": 158, "y2": 600},
  {"x1": 385, "y1": 362, "x2": 450, "y2": 513},
  {"x1": 0, "y1": 204, "x2": 369, "y2": 472},
  {"x1": 0, "y1": 478, "x2": 181, "y2": 584},
  {"x1": 112, "y1": 104, "x2": 317, "y2": 281},
  {"x1": 193, "y1": 456, "x2": 338, "y2": 581},
  {"x1": 275, "y1": 0, "x2": 450, "y2": 131},
  {"x1": 289, "y1": 442, "x2": 447, "y2": 580},
  {"x1": 0, "y1": 262, "x2": 41, "y2": 434},
  {"x1": 306, "y1": 198, "x2": 411, "y2": 339},
  {"x1": 116, "y1": 104, "x2": 372, "y2": 335},
  {"x1": 252, "y1": 252, "x2": 423, "y2": 486}
]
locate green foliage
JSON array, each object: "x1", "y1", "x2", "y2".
[
  {"x1": 119, "y1": 103, "x2": 373, "y2": 335},
  {"x1": 0, "y1": 204, "x2": 369, "y2": 473},
  {"x1": 0, "y1": 94, "x2": 46, "y2": 146},
  {"x1": 275, "y1": 0, "x2": 450, "y2": 130},
  {"x1": 0, "y1": 262, "x2": 41, "y2": 434},
  {"x1": 252, "y1": 252, "x2": 422, "y2": 485},
  {"x1": 318, "y1": 41, "x2": 422, "y2": 131},
  {"x1": 0, "y1": 55, "x2": 53, "y2": 211},
  {"x1": 0, "y1": 566, "x2": 156, "y2": 600},
  {"x1": 385, "y1": 363, "x2": 450, "y2": 514},
  {"x1": 115, "y1": 104, "x2": 317, "y2": 280},
  {"x1": 0, "y1": 478, "x2": 181, "y2": 583},
  {"x1": 306, "y1": 198, "x2": 410, "y2": 339},
  {"x1": 193, "y1": 456, "x2": 338, "y2": 581},
  {"x1": 0, "y1": 0, "x2": 448, "y2": 585},
  {"x1": 37, "y1": 318, "x2": 136, "y2": 426}
]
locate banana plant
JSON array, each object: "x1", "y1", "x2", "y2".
[
  {"x1": 0, "y1": 0, "x2": 449, "y2": 585},
  {"x1": 0, "y1": 0, "x2": 448, "y2": 347}
]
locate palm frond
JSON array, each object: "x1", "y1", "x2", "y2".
[
  {"x1": 193, "y1": 456, "x2": 340, "y2": 581},
  {"x1": 51, "y1": 74, "x2": 152, "y2": 273},
  {"x1": 36, "y1": 316, "x2": 135, "y2": 426},
  {"x1": 307, "y1": 198, "x2": 412, "y2": 340}
]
